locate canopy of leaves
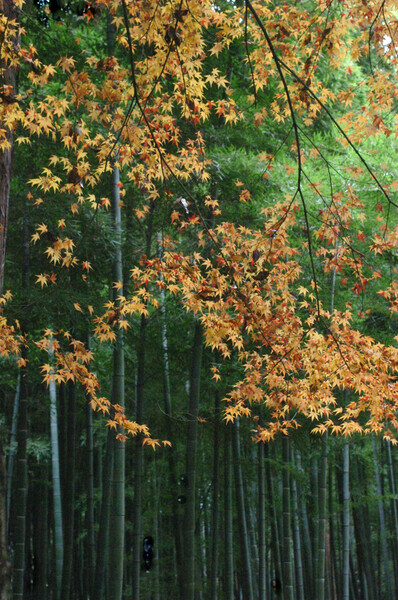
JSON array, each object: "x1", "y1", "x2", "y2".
[{"x1": 1, "y1": 0, "x2": 397, "y2": 442}]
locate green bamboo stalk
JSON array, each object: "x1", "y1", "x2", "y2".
[
  {"x1": 131, "y1": 317, "x2": 145, "y2": 600},
  {"x1": 94, "y1": 429, "x2": 114, "y2": 600},
  {"x1": 210, "y1": 392, "x2": 220, "y2": 600},
  {"x1": 342, "y1": 439, "x2": 350, "y2": 600},
  {"x1": 153, "y1": 454, "x2": 160, "y2": 600},
  {"x1": 49, "y1": 340, "x2": 64, "y2": 598},
  {"x1": 11, "y1": 190, "x2": 30, "y2": 600},
  {"x1": 282, "y1": 437, "x2": 294, "y2": 600},
  {"x1": 60, "y1": 383, "x2": 76, "y2": 600},
  {"x1": 233, "y1": 419, "x2": 254, "y2": 600},
  {"x1": 316, "y1": 436, "x2": 328, "y2": 600},
  {"x1": 11, "y1": 364, "x2": 27, "y2": 600},
  {"x1": 85, "y1": 400, "x2": 95, "y2": 598},
  {"x1": 182, "y1": 320, "x2": 203, "y2": 600},
  {"x1": 351, "y1": 454, "x2": 375, "y2": 600},
  {"x1": 157, "y1": 232, "x2": 184, "y2": 596},
  {"x1": 224, "y1": 426, "x2": 234, "y2": 600},
  {"x1": 291, "y1": 448, "x2": 304, "y2": 600},
  {"x1": 6, "y1": 373, "x2": 20, "y2": 526},
  {"x1": 107, "y1": 159, "x2": 125, "y2": 600},
  {"x1": 385, "y1": 440, "x2": 398, "y2": 594},
  {"x1": 372, "y1": 435, "x2": 393, "y2": 599},
  {"x1": 258, "y1": 442, "x2": 267, "y2": 600},
  {"x1": 132, "y1": 203, "x2": 154, "y2": 600}
]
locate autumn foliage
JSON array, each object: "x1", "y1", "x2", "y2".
[{"x1": 1, "y1": 0, "x2": 398, "y2": 442}]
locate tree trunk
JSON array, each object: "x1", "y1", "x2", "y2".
[
  {"x1": 232, "y1": 419, "x2": 254, "y2": 600},
  {"x1": 131, "y1": 316, "x2": 146, "y2": 600},
  {"x1": 351, "y1": 454, "x2": 375, "y2": 600},
  {"x1": 265, "y1": 443, "x2": 281, "y2": 590},
  {"x1": 386, "y1": 440, "x2": 398, "y2": 596},
  {"x1": 295, "y1": 449, "x2": 312, "y2": 599},
  {"x1": 131, "y1": 203, "x2": 154, "y2": 600},
  {"x1": 372, "y1": 435, "x2": 392, "y2": 600},
  {"x1": 10, "y1": 360, "x2": 27, "y2": 600},
  {"x1": 182, "y1": 320, "x2": 203, "y2": 600},
  {"x1": 6, "y1": 374, "x2": 20, "y2": 526},
  {"x1": 0, "y1": 442, "x2": 10, "y2": 600},
  {"x1": 0, "y1": 0, "x2": 19, "y2": 293},
  {"x1": 31, "y1": 463, "x2": 48, "y2": 600},
  {"x1": 224, "y1": 426, "x2": 234, "y2": 600},
  {"x1": 0, "y1": 14, "x2": 20, "y2": 582},
  {"x1": 282, "y1": 437, "x2": 294, "y2": 600},
  {"x1": 153, "y1": 454, "x2": 160, "y2": 600},
  {"x1": 210, "y1": 392, "x2": 220, "y2": 600},
  {"x1": 85, "y1": 400, "x2": 95, "y2": 598},
  {"x1": 157, "y1": 232, "x2": 184, "y2": 595},
  {"x1": 258, "y1": 442, "x2": 267, "y2": 600},
  {"x1": 342, "y1": 440, "x2": 350, "y2": 600},
  {"x1": 316, "y1": 436, "x2": 328, "y2": 600},
  {"x1": 94, "y1": 428, "x2": 114, "y2": 600},
  {"x1": 291, "y1": 448, "x2": 304, "y2": 600},
  {"x1": 107, "y1": 160, "x2": 125, "y2": 600},
  {"x1": 49, "y1": 341, "x2": 64, "y2": 598},
  {"x1": 60, "y1": 383, "x2": 76, "y2": 600}
]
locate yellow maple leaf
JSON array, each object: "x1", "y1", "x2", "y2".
[
  {"x1": 142, "y1": 438, "x2": 160, "y2": 450},
  {"x1": 36, "y1": 274, "x2": 48, "y2": 288}
]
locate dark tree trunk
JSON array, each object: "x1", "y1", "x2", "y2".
[
  {"x1": 291, "y1": 448, "x2": 304, "y2": 600},
  {"x1": 94, "y1": 429, "x2": 114, "y2": 600},
  {"x1": 258, "y1": 443, "x2": 266, "y2": 600},
  {"x1": 131, "y1": 202, "x2": 154, "y2": 600},
  {"x1": 131, "y1": 315, "x2": 146, "y2": 600},
  {"x1": 224, "y1": 426, "x2": 234, "y2": 600},
  {"x1": 0, "y1": 5, "x2": 19, "y2": 588},
  {"x1": 10, "y1": 359, "x2": 28, "y2": 600},
  {"x1": 60, "y1": 383, "x2": 76, "y2": 600},
  {"x1": 157, "y1": 232, "x2": 184, "y2": 596},
  {"x1": 6, "y1": 375, "x2": 20, "y2": 528},
  {"x1": 85, "y1": 401, "x2": 96, "y2": 598},
  {"x1": 0, "y1": 0, "x2": 18, "y2": 293},
  {"x1": 265, "y1": 443, "x2": 281, "y2": 588},
  {"x1": 352, "y1": 454, "x2": 375, "y2": 600},
  {"x1": 282, "y1": 437, "x2": 294, "y2": 600},
  {"x1": 210, "y1": 392, "x2": 220, "y2": 600},
  {"x1": 31, "y1": 464, "x2": 49, "y2": 600},
  {"x1": 316, "y1": 436, "x2": 328, "y2": 600},
  {"x1": 107, "y1": 160, "x2": 125, "y2": 600},
  {"x1": 0, "y1": 442, "x2": 10, "y2": 600},
  {"x1": 10, "y1": 200, "x2": 29, "y2": 600},
  {"x1": 232, "y1": 420, "x2": 254, "y2": 600},
  {"x1": 182, "y1": 320, "x2": 203, "y2": 600}
]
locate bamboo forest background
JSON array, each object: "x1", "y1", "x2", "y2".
[{"x1": 1, "y1": 0, "x2": 398, "y2": 599}]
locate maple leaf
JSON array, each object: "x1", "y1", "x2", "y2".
[
  {"x1": 171, "y1": 210, "x2": 180, "y2": 223},
  {"x1": 57, "y1": 56, "x2": 76, "y2": 73},
  {"x1": 36, "y1": 274, "x2": 49, "y2": 288},
  {"x1": 142, "y1": 438, "x2": 160, "y2": 450}
]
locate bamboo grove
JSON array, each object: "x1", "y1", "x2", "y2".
[{"x1": 1, "y1": 0, "x2": 398, "y2": 598}]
